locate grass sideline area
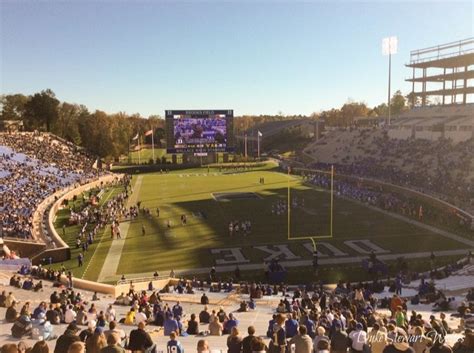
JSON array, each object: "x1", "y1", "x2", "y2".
[
  {"x1": 52, "y1": 182, "x2": 130, "y2": 281},
  {"x1": 51, "y1": 162, "x2": 472, "y2": 283}
]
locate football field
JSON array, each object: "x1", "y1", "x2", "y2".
[{"x1": 55, "y1": 164, "x2": 473, "y2": 283}]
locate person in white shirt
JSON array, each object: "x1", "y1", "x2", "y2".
[
  {"x1": 348, "y1": 323, "x2": 367, "y2": 353},
  {"x1": 135, "y1": 308, "x2": 147, "y2": 325},
  {"x1": 64, "y1": 305, "x2": 77, "y2": 324},
  {"x1": 105, "y1": 304, "x2": 116, "y2": 322}
]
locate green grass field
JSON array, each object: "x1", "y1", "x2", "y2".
[{"x1": 54, "y1": 164, "x2": 471, "y2": 283}]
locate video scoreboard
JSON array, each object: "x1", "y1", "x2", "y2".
[{"x1": 165, "y1": 110, "x2": 234, "y2": 154}]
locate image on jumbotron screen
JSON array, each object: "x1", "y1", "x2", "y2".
[{"x1": 166, "y1": 110, "x2": 234, "y2": 153}]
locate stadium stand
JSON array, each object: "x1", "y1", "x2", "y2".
[
  {"x1": 0, "y1": 132, "x2": 102, "y2": 241},
  {"x1": 0, "y1": 259, "x2": 473, "y2": 353},
  {"x1": 388, "y1": 105, "x2": 473, "y2": 141},
  {"x1": 303, "y1": 122, "x2": 474, "y2": 212}
]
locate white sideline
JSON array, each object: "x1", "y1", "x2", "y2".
[{"x1": 97, "y1": 176, "x2": 143, "y2": 282}]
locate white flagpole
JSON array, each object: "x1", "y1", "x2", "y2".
[
  {"x1": 244, "y1": 133, "x2": 248, "y2": 159},
  {"x1": 257, "y1": 133, "x2": 260, "y2": 159},
  {"x1": 151, "y1": 130, "x2": 155, "y2": 164},
  {"x1": 138, "y1": 134, "x2": 141, "y2": 165}
]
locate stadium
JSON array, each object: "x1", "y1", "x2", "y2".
[{"x1": 1, "y1": 2, "x2": 474, "y2": 353}]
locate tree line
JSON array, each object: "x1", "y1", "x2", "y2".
[
  {"x1": 1, "y1": 88, "x2": 414, "y2": 158},
  {"x1": 0, "y1": 89, "x2": 164, "y2": 159}
]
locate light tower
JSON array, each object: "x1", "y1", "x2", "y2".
[{"x1": 383, "y1": 36, "x2": 398, "y2": 125}]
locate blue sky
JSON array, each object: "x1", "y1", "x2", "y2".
[{"x1": 1, "y1": 1, "x2": 472, "y2": 117}]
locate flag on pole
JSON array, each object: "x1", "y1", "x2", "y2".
[
  {"x1": 258, "y1": 131, "x2": 263, "y2": 137},
  {"x1": 132, "y1": 133, "x2": 139, "y2": 141},
  {"x1": 144, "y1": 129, "x2": 153, "y2": 137}
]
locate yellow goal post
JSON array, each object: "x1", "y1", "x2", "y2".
[{"x1": 286, "y1": 165, "x2": 334, "y2": 252}]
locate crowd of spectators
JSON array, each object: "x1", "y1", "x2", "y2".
[
  {"x1": 0, "y1": 132, "x2": 103, "y2": 240},
  {"x1": 306, "y1": 131, "x2": 474, "y2": 212},
  {"x1": 303, "y1": 172, "x2": 473, "y2": 233},
  {"x1": 1, "y1": 270, "x2": 474, "y2": 353}
]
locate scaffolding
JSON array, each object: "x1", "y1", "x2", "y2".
[{"x1": 406, "y1": 38, "x2": 474, "y2": 106}]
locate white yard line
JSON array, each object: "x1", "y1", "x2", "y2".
[{"x1": 97, "y1": 176, "x2": 143, "y2": 282}]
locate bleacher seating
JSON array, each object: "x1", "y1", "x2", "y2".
[{"x1": 0, "y1": 132, "x2": 102, "y2": 241}]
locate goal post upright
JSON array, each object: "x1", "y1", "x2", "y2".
[{"x1": 287, "y1": 164, "x2": 335, "y2": 252}]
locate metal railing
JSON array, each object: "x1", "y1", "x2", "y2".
[
  {"x1": 410, "y1": 37, "x2": 474, "y2": 64},
  {"x1": 116, "y1": 275, "x2": 171, "y2": 286}
]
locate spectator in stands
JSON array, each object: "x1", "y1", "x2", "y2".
[
  {"x1": 368, "y1": 323, "x2": 388, "y2": 353},
  {"x1": 288, "y1": 325, "x2": 313, "y2": 353},
  {"x1": 201, "y1": 293, "x2": 209, "y2": 305},
  {"x1": 127, "y1": 322, "x2": 154, "y2": 353},
  {"x1": 0, "y1": 291, "x2": 6, "y2": 307},
  {"x1": 349, "y1": 323, "x2": 367, "y2": 353},
  {"x1": 285, "y1": 312, "x2": 299, "y2": 338},
  {"x1": 242, "y1": 326, "x2": 256, "y2": 353},
  {"x1": 197, "y1": 339, "x2": 210, "y2": 353},
  {"x1": 164, "y1": 313, "x2": 180, "y2": 336},
  {"x1": 5, "y1": 301, "x2": 19, "y2": 322},
  {"x1": 167, "y1": 331, "x2": 184, "y2": 353},
  {"x1": 269, "y1": 314, "x2": 287, "y2": 353},
  {"x1": 1, "y1": 344, "x2": 19, "y2": 353},
  {"x1": 452, "y1": 330, "x2": 474, "y2": 353},
  {"x1": 79, "y1": 320, "x2": 96, "y2": 342},
  {"x1": 224, "y1": 313, "x2": 239, "y2": 334},
  {"x1": 209, "y1": 316, "x2": 223, "y2": 336},
  {"x1": 30, "y1": 341, "x2": 50, "y2": 353},
  {"x1": 67, "y1": 342, "x2": 85, "y2": 353},
  {"x1": 100, "y1": 332, "x2": 125, "y2": 353},
  {"x1": 187, "y1": 313, "x2": 199, "y2": 335},
  {"x1": 251, "y1": 337, "x2": 268, "y2": 353},
  {"x1": 123, "y1": 308, "x2": 135, "y2": 325},
  {"x1": 54, "y1": 323, "x2": 81, "y2": 353},
  {"x1": 172, "y1": 301, "x2": 184, "y2": 318},
  {"x1": 411, "y1": 326, "x2": 429, "y2": 353},
  {"x1": 65, "y1": 304, "x2": 77, "y2": 324},
  {"x1": 330, "y1": 322, "x2": 350, "y2": 353},
  {"x1": 11, "y1": 314, "x2": 32, "y2": 338},
  {"x1": 104, "y1": 321, "x2": 126, "y2": 347},
  {"x1": 227, "y1": 327, "x2": 243, "y2": 353},
  {"x1": 86, "y1": 328, "x2": 107, "y2": 353},
  {"x1": 199, "y1": 306, "x2": 210, "y2": 324}
]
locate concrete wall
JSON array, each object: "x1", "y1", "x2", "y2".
[{"x1": 3, "y1": 239, "x2": 46, "y2": 258}]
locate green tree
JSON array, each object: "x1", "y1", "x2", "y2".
[
  {"x1": 24, "y1": 89, "x2": 59, "y2": 131},
  {"x1": 0, "y1": 94, "x2": 29, "y2": 121},
  {"x1": 390, "y1": 90, "x2": 407, "y2": 115},
  {"x1": 54, "y1": 102, "x2": 82, "y2": 145},
  {"x1": 340, "y1": 101, "x2": 369, "y2": 126}
]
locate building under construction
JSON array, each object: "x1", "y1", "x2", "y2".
[{"x1": 406, "y1": 38, "x2": 474, "y2": 106}]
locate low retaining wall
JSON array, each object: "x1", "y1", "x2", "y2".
[
  {"x1": 3, "y1": 239, "x2": 46, "y2": 259},
  {"x1": 115, "y1": 278, "x2": 172, "y2": 296}
]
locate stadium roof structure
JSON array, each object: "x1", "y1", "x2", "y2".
[{"x1": 406, "y1": 38, "x2": 474, "y2": 106}]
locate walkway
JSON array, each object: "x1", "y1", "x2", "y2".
[{"x1": 97, "y1": 175, "x2": 143, "y2": 282}]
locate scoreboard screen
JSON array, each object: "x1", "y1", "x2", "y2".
[{"x1": 165, "y1": 110, "x2": 234, "y2": 154}]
